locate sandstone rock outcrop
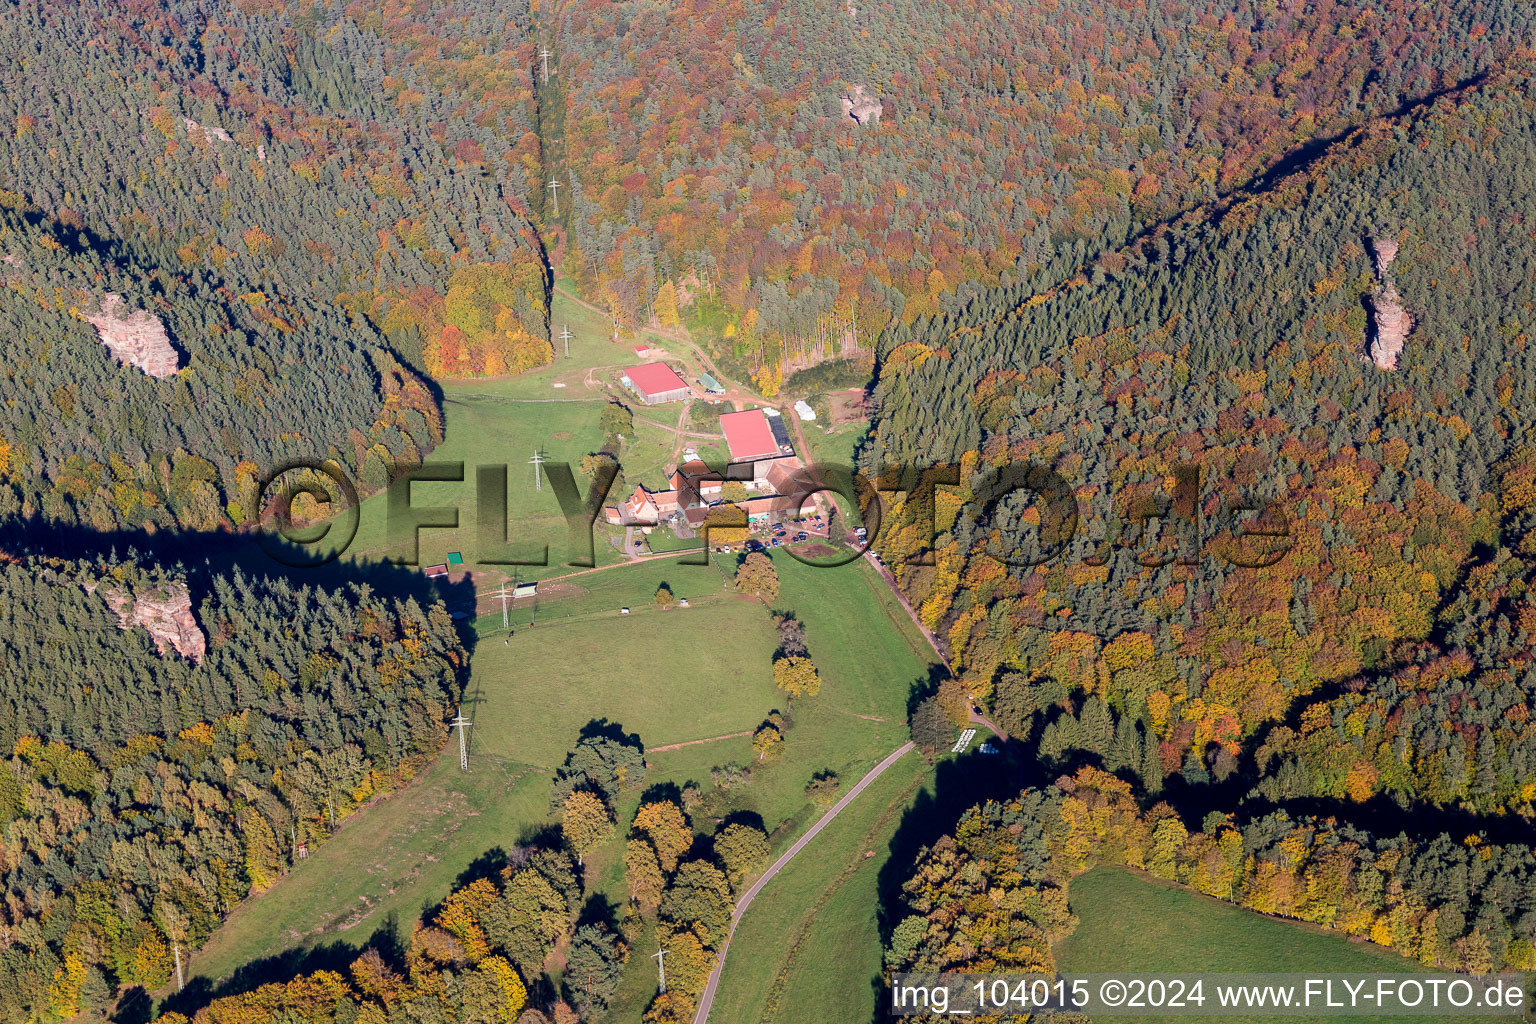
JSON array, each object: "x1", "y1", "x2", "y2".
[
  {"x1": 841, "y1": 84, "x2": 882, "y2": 126},
  {"x1": 83, "y1": 293, "x2": 181, "y2": 377},
  {"x1": 1369, "y1": 283, "x2": 1411, "y2": 370},
  {"x1": 1367, "y1": 236, "x2": 1410, "y2": 371},
  {"x1": 183, "y1": 117, "x2": 232, "y2": 144},
  {"x1": 1371, "y1": 236, "x2": 1399, "y2": 277},
  {"x1": 90, "y1": 580, "x2": 207, "y2": 664}
]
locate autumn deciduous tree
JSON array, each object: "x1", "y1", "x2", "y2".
[
  {"x1": 752, "y1": 721, "x2": 783, "y2": 761},
  {"x1": 712, "y1": 823, "x2": 769, "y2": 886},
  {"x1": 654, "y1": 280, "x2": 679, "y2": 328},
  {"x1": 654, "y1": 583, "x2": 676, "y2": 607},
  {"x1": 632, "y1": 801, "x2": 692, "y2": 873},
  {"x1": 773, "y1": 655, "x2": 821, "y2": 698},
  {"x1": 733, "y1": 552, "x2": 779, "y2": 601},
  {"x1": 658, "y1": 861, "x2": 732, "y2": 946},
  {"x1": 624, "y1": 839, "x2": 665, "y2": 912},
  {"x1": 600, "y1": 402, "x2": 634, "y2": 437},
  {"x1": 561, "y1": 790, "x2": 614, "y2": 866},
  {"x1": 805, "y1": 771, "x2": 840, "y2": 808}
]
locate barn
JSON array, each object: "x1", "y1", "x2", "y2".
[
  {"x1": 720, "y1": 409, "x2": 781, "y2": 462},
  {"x1": 620, "y1": 362, "x2": 690, "y2": 404}
]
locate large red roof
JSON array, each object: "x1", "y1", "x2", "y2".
[
  {"x1": 625, "y1": 362, "x2": 688, "y2": 397},
  {"x1": 720, "y1": 409, "x2": 779, "y2": 461}
]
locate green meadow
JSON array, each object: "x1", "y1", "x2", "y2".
[
  {"x1": 185, "y1": 548, "x2": 937, "y2": 1020},
  {"x1": 1055, "y1": 868, "x2": 1521, "y2": 1024}
]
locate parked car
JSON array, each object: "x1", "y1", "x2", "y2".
[{"x1": 795, "y1": 531, "x2": 809, "y2": 542}]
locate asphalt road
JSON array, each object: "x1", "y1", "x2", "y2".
[{"x1": 690, "y1": 740, "x2": 916, "y2": 1024}]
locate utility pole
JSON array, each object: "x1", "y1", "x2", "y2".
[
  {"x1": 652, "y1": 947, "x2": 669, "y2": 993},
  {"x1": 450, "y1": 707, "x2": 471, "y2": 771},
  {"x1": 530, "y1": 449, "x2": 547, "y2": 493},
  {"x1": 560, "y1": 324, "x2": 573, "y2": 358},
  {"x1": 539, "y1": 47, "x2": 553, "y2": 83},
  {"x1": 547, "y1": 177, "x2": 561, "y2": 216}
]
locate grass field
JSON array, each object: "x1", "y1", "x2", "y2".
[
  {"x1": 185, "y1": 276, "x2": 940, "y2": 1018},
  {"x1": 187, "y1": 548, "x2": 938, "y2": 1019},
  {"x1": 1055, "y1": 868, "x2": 1521, "y2": 1023},
  {"x1": 707, "y1": 754, "x2": 931, "y2": 1024},
  {"x1": 295, "y1": 283, "x2": 721, "y2": 580}
]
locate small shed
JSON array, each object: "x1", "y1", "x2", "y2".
[
  {"x1": 424, "y1": 564, "x2": 449, "y2": 579},
  {"x1": 514, "y1": 582, "x2": 537, "y2": 600}
]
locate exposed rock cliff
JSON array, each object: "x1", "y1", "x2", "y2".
[
  {"x1": 89, "y1": 579, "x2": 206, "y2": 663},
  {"x1": 83, "y1": 293, "x2": 181, "y2": 377},
  {"x1": 1369, "y1": 281, "x2": 1411, "y2": 371},
  {"x1": 841, "y1": 84, "x2": 883, "y2": 126},
  {"x1": 183, "y1": 117, "x2": 232, "y2": 144},
  {"x1": 1371, "y1": 236, "x2": 1399, "y2": 277},
  {"x1": 1366, "y1": 236, "x2": 1410, "y2": 371}
]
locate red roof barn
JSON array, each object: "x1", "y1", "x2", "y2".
[
  {"x1": 621, "y1": 362, "x2": 690, "y2": 404},
  {"x1": 720, "y1": 409, "x2": 780, "y2": 461}
]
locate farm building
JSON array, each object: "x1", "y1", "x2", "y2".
[
  {"x1": 720, "y1": 409, "x2": 787, "y2": 462},
  {"x1": 620, "y1": 362, "x2": 690, "y2": 404}
]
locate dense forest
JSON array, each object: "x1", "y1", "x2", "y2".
[
  {"x1": 0, "y1": 556, "x2": 467, "y2": 1024},
  {"x1": 873, "y1": 46, "x2": 1536, "y2": 1005},
  {"x1": 0, "y1": 0, "x2": 553, "y2": 534},
  {"x1": 5, "y1": 0, "x2": 1536, "y2": 1020},
  {"x1": 871, "y1": 63, "x2": 1536, "y2": 806},
  {"x1": 549, "y1": 0, "x2": 1530, "y2": 384}
]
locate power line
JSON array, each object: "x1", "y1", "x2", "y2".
[
  {"x1": 539, "y1": 47, "x2": 552, "y2": 83},
  {"x1": 547, "y1": 177, "x2": 561, "y2": 216},
  {"x1": 560, "y1": 324, "x2": 573, "y2": 358},
  {"x1": 530, "y1": 449, "x2": 548, "y2": 493},
  {"x1": 450, "y1": 707, "x2": 472, "y2": 771},
  {"x1": 652, "y1": 947, "x2": 669, "y2": 993}
]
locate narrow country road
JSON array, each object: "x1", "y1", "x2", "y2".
[{"x1": 691, "y1": 741, "x2": 915, "y2": 1024}]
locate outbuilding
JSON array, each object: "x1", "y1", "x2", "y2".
[{"x1": 621, "y1": 362, "x2": 690, "y2": 404}]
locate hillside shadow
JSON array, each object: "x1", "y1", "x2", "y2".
[
  {"x1": 868, "y1": 741, "x2": 1038, "y2": 1022},
  {"x1": 0, "y1": 517, "x2": 478, "y2": 656},
  {"x1": 904, "y1": 664, "x2": 950, "y2": 719},
  {"x1": 156, "y1": 915, "x2": 404, "y2": 1021},
  {"x1": 455, "y1": 847, "x2": 511, "y2": 889}
]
